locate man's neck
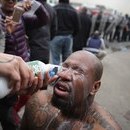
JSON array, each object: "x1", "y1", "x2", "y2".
[{"x1": 61, "y1": 104, "x2": 94, "y2": 121}]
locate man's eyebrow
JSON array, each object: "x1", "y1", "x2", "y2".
[
  {"x1": 73, "y1": 64, "x2": 89, "y2": 74},
  {"x1": 62, "y1": 62, "x2": 67, "y2": 67},
  {"x1": 63, "y1": 62, "x2": 88, "y2": 71}
]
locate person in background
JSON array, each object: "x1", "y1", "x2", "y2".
[
  {"x1": 27, "y1": 0, "x2": 57, "y2": 64},
  {"x1": 50, "y1": 0, "x2": 80, "y2": 65},
  {"x1": 121, "y1": 14, "x2": 129, "y2": 42},
  {"x1": 20, "y1": 50, "x2": 121, "y2": 130},
  {"x1": 113, "y1": 20, "x2": 122, "y2": 42},
  {"x1": 0, "y1": 0, "x2": 48, "y2": 61},
  {"x1": 73, "y1": 6, "x2": 92, "y2": 52},
  {"x1": 84, "y1": 30, "x2": 106, "y2": 60},
  {"x1": 94, "y1": 11, "x2": 103, "y2": 32},
  {"x1": 0, "y1": 0, "x2": 49, "y2": 129}
]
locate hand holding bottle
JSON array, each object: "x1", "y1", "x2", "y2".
[
  {"x1": 0, "y1": 54, "x2": 62, "y2": 98},
  {"x1": 0, "y1": 53, "x2": 44, "y2": 98}
]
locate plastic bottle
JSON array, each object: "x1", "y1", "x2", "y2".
[{"x1": 0, "y1": 60, "x2": 61, "y2": 99}]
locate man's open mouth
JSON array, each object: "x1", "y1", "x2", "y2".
[{"x1": 54, "y1": 82, "x2": 70, "y2": 98}]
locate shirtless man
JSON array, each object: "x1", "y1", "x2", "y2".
[{"x1": 20, "y1": 50, "x2": 121, "y2": 130}]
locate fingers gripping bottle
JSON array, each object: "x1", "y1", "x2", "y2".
[{"x1": 0, "y1": 60, "x2": 61, "y2": 99}]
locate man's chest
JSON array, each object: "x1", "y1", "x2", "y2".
[
  {"x1": 30, "y1": 106, "x2": 105, "y2": 130},
  {"x1": 29, "y1": 103, "x2": 107, "y2": 130}
]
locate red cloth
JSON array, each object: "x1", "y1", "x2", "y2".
[{"x1": 14, "y1": 95, "x2": 30, "y2": 112}]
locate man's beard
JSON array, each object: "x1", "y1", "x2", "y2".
[
  {"x1": 51, "y1": 94, "x2": 74, "y2": 112},
  {"x1": 51, "y1": 93, "x2": 94, "y2": 118}
]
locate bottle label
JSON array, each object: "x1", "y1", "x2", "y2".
[
  {"x1": 46, "y1": 64, "x2": 62, "y2": 77},
  {"x1": 27, "y1": 60, "x2": 44, "y2": 76},
  {"x1": 27, "y1": 61, "x2": 62, "y2": 78}
]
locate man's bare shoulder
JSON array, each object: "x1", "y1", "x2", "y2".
[
  {"x1": 91, "y1": 102, "x2": 122, "y2": 130},
  {"x1": 26, "y1": 90, "x2": 50, "y2": 108},
  {"x1": 21, "y1": 90, "x2": 52, "y2": 129}
]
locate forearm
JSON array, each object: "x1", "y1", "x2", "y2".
[{"x1": 0, "y1": 53, "x2": 15, "y2": 63}]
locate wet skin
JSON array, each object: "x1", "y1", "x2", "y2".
[
  {"x1": 51, "y1": 51, "x2": 100, "y2": 119},
  {"x1": 20, "y1": 51, "x2": 121, "y2": 130}
]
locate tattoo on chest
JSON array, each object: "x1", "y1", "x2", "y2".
[{"x1": 27, "y1": 96, "x2": 115, "y2": 130}]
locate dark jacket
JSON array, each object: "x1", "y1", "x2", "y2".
[
  {"x1": 54, "y1": 3, "x2": 80, "y2": 37},
  {"x1": 27, "y1": 1, "x2": 57, "y2": 63},
  {"x1": 0, "y1": 3, "x2": 49, "y2": 61},
  {"x1": 4, "y1": 21, "x2": 29, "y2": 61},
  {"x1": 73, "y1": 12, "x2": 92, "y2": 51}
]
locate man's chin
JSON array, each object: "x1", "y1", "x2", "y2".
[{"x1": 51, "y1": 95, "x2": 71, "y2": 111}]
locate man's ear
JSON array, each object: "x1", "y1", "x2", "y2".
[{"x1": 90, "y1": 81, "x2": 101, "y2": 95}]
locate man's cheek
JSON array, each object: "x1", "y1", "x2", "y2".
[{"x1": 73, "y1": 78, "x2": 85, "y2": 104}]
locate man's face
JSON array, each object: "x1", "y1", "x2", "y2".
[
  {"x1": 51, "y1": 51, "x2": 95, "y2": 112},
  {"x1": 1, "y1": 0, "x2": 16, "y2": 12}
]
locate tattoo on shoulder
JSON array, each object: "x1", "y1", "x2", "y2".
[
  {"x1": 87, "y1": 109, "x2": 116, "y2": 130},
  {"x1": 26, "y1": 95, "x2": 60, "y2": 129}
]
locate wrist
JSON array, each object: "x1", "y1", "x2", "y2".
[{"x1": 0, "y1": 54, "x2": 15, "y2": 63}]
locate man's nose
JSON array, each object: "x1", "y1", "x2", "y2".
[{"x1": 58, "y1": 68, "x2": 72, "y2": 81}]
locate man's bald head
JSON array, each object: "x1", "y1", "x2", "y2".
[{"x1": 67, "y1": 50, "x2": 103, "y2": 81}]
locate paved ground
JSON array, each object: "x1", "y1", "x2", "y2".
[
  {"x1": 96, "y1": 47, "x2": 130, "y2": 130},
  {"x1": 95, "y1": 41, "x2": 130, "y2": 130},
  {"x1": 0, "y1": 41, "x2": 130, "y2": 130}
]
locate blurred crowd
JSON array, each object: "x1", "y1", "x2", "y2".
[
  {"x1": 73, "y1": 6, "x2": 130, "y2": 50},
  {"x1": 90, "y1": 10, "x2": 130, "y2": 43}
]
